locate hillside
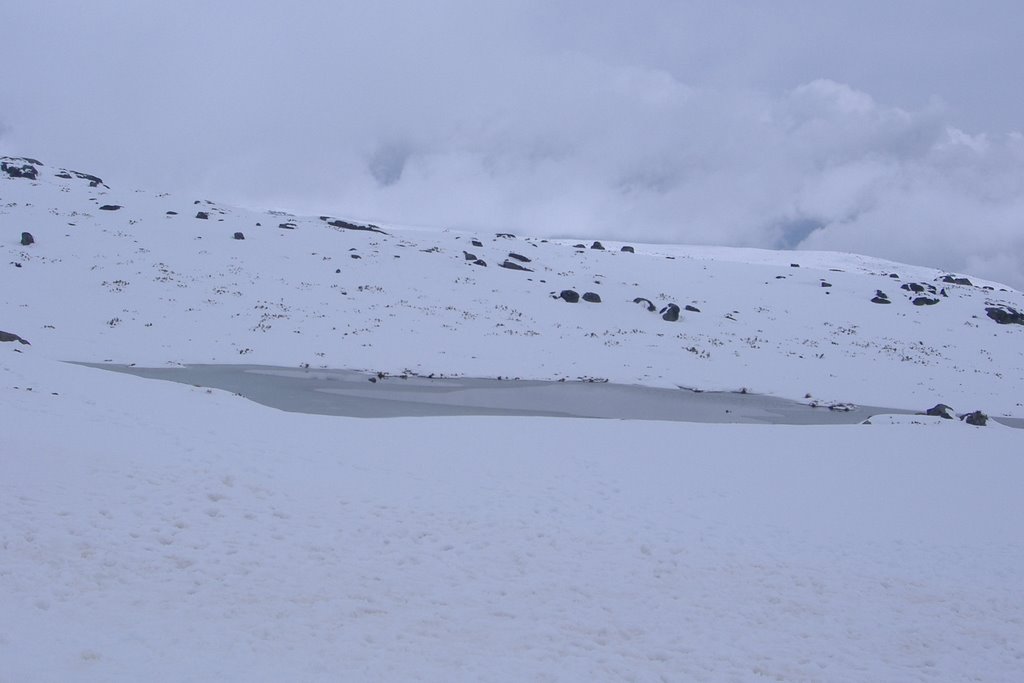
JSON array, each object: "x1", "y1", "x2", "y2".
[{"x1": 3, "y1": 154, "x2": 1024, "y2": 414}]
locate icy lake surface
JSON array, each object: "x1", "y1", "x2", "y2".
[{"x1": 82, "y1": 363, "x2": 953, "y2": 425}]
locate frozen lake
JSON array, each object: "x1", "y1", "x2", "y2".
[{"x1": 78, "y1": 363, "x2": 959, "y2": 426}]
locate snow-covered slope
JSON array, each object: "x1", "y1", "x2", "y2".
[
  {"x1": 3, "y1": 155, "x2": 1023, "y2": 414},
  {"x1": 3, "y1": 156, "x2": 1024, "y2": 682}
]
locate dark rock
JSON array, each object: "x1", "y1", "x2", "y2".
[
  {"x1": 496, "y1": 232, "x2": 515, "y2": 239},
  {"x1": 500, "y1": 260, "x2": 532, "y2": 272},
  {"x1": 889, "y1": 273, "x2": 900, "y2": 278},
  {"x1": 941, "y1": 275, "x2": 973, "y2": 286},
  {"x1": 985, "y1": 306, "x2": 1024, "y2": 325},
  {"x1": 0, "y1": 330, "x2": 30, "y2": 345},
  {"x1": 901, "y1": 282, "x2": 925, "y2": 293},
  {"x1": 684, "y1": 305, "x2": 701, "y2": 313},
  {"x1": 72, "y1": 170, "x2": 105, "y2": 187},
  {"x1": 940, "y1": 288, "x2": 948, "y2": 297},
  {"x1": 99, "y1": 204, "x2": 121, "y2": 211},
  {"x1": 871, "y1": 297, "x2": 891, "y2": 304},
  {"x1": 660, "y1": 303, "x2": 680, "y2": 322},
  {"x1": 1, "y1": 161, "x2": 38, "y2": 180},
  {"x1": 573, "y1": 243, "x2": 586, "y2": 249},
  {"x1": 590, "y1": 241, "x2": 605, "y2": 250},
  {"x1": 472, "y1": 259, "x2": 487, "y2": 267},
  {"x1": 620, "y1": 246, "x2": 635, "y2": 253},
  {"x1": 20, "y1": 232, "x2": 34, "y2": 246},
  {"x1": 350, "y1": 254, "x2": 361, "y2": 259},
  {"x1": 924, "y1": 404, "x2": 954, "y2": 419},
  {"x1": 324, "y1": 218, "x2": 387, "y2": 234},
  {"x1": 278, "y1": 222, "x2": 297, "y2": 229},
  {"x1": 913, "y1": 297, "x2": 939, "y2": 306},
  {"x1": 507, "y1": 252, "x2": 531, "y2": 263},
  {"x1": 961, "y1": 410, "x2": 988, "y2": 426},
  {"x1": 559, "y1": 290, "x2": 580, "y2": 303},
  {"x1": 582, "y1": 292, "x2": 601, "y2": 303},
  {"x1": 790, "y1": 263, "x2": 800, "y2": 268},
  {"x1": 335, "y1": 268, "x2": 341, "y2": 273},
  {"x1": 821, "y1": 282, "x2": 832, "y2": 288},
  {"x1": 471, "y1": 239, "x2": 483, "y2": 247},
  {"x1": 55, "y1": 171, "x2": 73, "y2": 179},
  {"x1": 166, "y1": 211, "x2": 178, "y2": 215},
  {"x1": 195, "y1": 211, "x2": 209, "y2": 220},
  {"x1": 463, "y1": 251, "x2": 477, "y2": 261},
  {"x1": 233, "y1": 232, "x2": 245, "y2": 240},
  {"x1": 633, "y1": 297, "x2": 656, "y2": 312}
]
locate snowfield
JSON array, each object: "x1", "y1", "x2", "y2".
[{"x1": 2, "y1": 156, "x2": 1024, "y2": 681}]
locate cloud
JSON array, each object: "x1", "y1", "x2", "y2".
[{"x1": 3, "y1": 2, "x2": 1024, "y2": 287}]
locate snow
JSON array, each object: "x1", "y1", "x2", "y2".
[{"x1": 2, "y1": 157, "x2": 1024, "y2": 680}]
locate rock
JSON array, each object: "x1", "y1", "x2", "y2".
[
  {"x1": 1, "y1": 161, "x2": 38, "y2": 180},
  {"x1": 790, "y1": 263, "x2": 800, "y2": 268},
  {"x1": 924, "y1": 404, "x2": 954, "y2": 419},
  {"x1": 912, "y1": 297, "x2": 939, "y2": 306},
  {"x1": 496, "y1": 232, "x2": 516, "y2": 239},
  {"x1": 324, "y1": 218, "x2": 387, "y2": 234},
  {"x1": 871, "y1": 296, "x2": 891, "y2": 304},
  {"x1": 463, "y1": 251, "x2": 477, "y2": 261},
  {"x1": 684, "y1": 305, "x2": 701, "y2": 313},
  {"x1": 941, "y1": 275, "x2": 973, "y2": 286},
  {"x1": 660, "y1": 303, "x2": 680, "y2": 322},
  {"x1": 558, "y1": 290, "x2": 580, "y2": 303},
  {"x1": 961, "y1": 410, "x2": 988, "y2": 426},
  {"x1": 166, "y1": 211, "x2": 178, "y2": 215},
  {"x1": 985, "y1": 306, "x2": 1024, "y2": 325},
  {"x1": 889, "y1": 273, "x2": 900, "y2": 278},
  {"x1": 472, "y1": 259, "x2": 487, "y2": 267},
  {"x1": 500, "y1": 260, "x2": 533, "y2": 272},
  {"x1": 582, "y1": 292, "x2": 601, "y2": 303},
  {"x1": 901, "y1": 282, "x2": 925, "y2": 293},
  {"x1": 633, "y1": 297, "x2": 656, "y2": 312},
  {"x1": 821, "y1": 282, "x2": 832, "y2": 288},
  {"x1": 55, "y1": 171, "x2": 72, "y2": 179},
  {"x1": 0, "y1": 330, "x2": 30, "y2": 345},
  {"x1": 278, "y1": 222, "x2": 297, "y2": 229},
  {"x1": 507, "y1": 252, "x2": 531, "y2": 263},
  {"x1": 350, "y1": 254, "x2": 361, "y2": 259},
  {"x1": 99, "y1": 204, "x2": 121, "y2": 211},
  {"x1": 620, "y1": 246, "x2": 635, "y2": 253},
  {"x1": 573, "y1": 243, "x2": 586, "y2": 249},
  {"x1": 233, "y1": 232, "x2": 245, "y2": 240},
  {"x1": 471, "y1": 239, "x2": 483, "y2": 247},
  {"x1": 195, "y1": 211, "x2": 209, "y2": 220},
  {"x1": 590, "y1": 241, "x2": 605, "y2": 250},
  {"x1": 20, "y1": 232, "x2": 34, "y2": 246}
]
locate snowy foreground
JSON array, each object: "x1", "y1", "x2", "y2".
[
  {"x1": 3, "y1": 156, "x2": 1024, "y2": 680},
  {"x1": 3, "y1": 352, "x2": 1023, "y2": 682}
]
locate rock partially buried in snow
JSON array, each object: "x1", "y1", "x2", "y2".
[
  {"x1": 582, "y1": 292, "x2": 601, "y2": 303},
  {"x1": 985, "y1": 306, "x2": 1024, "y2": 325},
  {"x1": 961, "y1": 410, "x2": 988, "y2": 426},
  {"x1": 590, "y1": 241, "x2": 605, "y2": 250},
  {"x1": 99, "y1": 204, "x2": 121, "y2": 211},
  {"x1": 0, "y1": 330, "x2": 30, "y2": 345},
  {"x1": 923, "y1": 404, "x2": 955, "y2": 419},
  {"x1": 661, "y1": 303, "x2": 680, "y2": 322},
  {"x1": 633, "y1": 297, "x2": 656, "y2": 312},
  {"x1": 620, "y1": 245, "x2": 635, "y2": 253},
  {"x1": 20, "y1": 232, "x2": 34, "y2": 246},
  {"x1": 233, "y1": 232, "x2": 245, "y2": 240},
  {"x1": 558, "y1": 290, "x2": 580, "y2": 303},
  {"x1": 195, "y1": 211, "x2": 209, "y2": 220}
]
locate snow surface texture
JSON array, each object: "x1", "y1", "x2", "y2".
[{"x1": 3, "y1": 157, "x2": 1024, "y2": 681}]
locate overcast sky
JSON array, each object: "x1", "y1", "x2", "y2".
[{"x1": 4, "y1": 1, "x2": 1024, "y2": 286}]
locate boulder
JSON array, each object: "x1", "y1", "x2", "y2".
[
  {"x1": 582, "y1": 292, "x2": 601, "y2": 303},
  {"x1": 573, "y1": 243, "x2": 586, "y2": 249},
  {"x1": 820, "y1": 281, "x2": 832, "y2": 288},
  {"x1": 901, "y1": 282, "x2": 925, "y2": 293},
  {"x1": 912, "y1": 297, "x2": 939, "y2": 306},
  {"x1": 496, "y1": 232, "x2": 516, "y2": 239},
  {"x1": 325, "y1": 218, "x2": 386, "y2": 234},
  {"x1": 620, "y1": 245, "x2": 635, "y2": 253},
  {"x1": 278, "y1": 222, "x2": 297, "y2": 229},
  {"x1": 507, "y1": 252, "x2": 531, "y2": 263},
  {"x1": 684, "y1": 305, "x2": 701, "y2": 313},
  {"x1": 463, "y1": 251, "x2": 477, "y2": 261},
  {"x1": 558, "y1": 290, "x2": 580, "y2": 303},
  {"x1": 871, "y1": 296, "x2": 891, "y2": 304},
  {"x1": 985, "y1": 306, "x2": 1024, "y2": 325},
  {"x1": 1, "y1": 161, "x2": 38, "y2": 180},
  {"x1": 20, "y1": 232, "x2": 34, "y2": 246},
  {"x1": 590, "y1": 241, "x2": 605, "y2": 250},
  {"x1": 633, "y1": 297, "x2": 656, "y2": 312},
  {"x1": 941, "y1": 275, "x2": 973, "y2": 286},
  {"x1": 499, "y1": 260, "x2": 533, "y2": 272},
  {"x1": 660, "y1": 303, "x2": 680, "y2": 322},
  {"x1": 471, "y1": 239, "x2": 483, "y2": 247},
  {"x1": 195, "y1": 211, "x2": 209, "y2": 220},
  {"x1": 233, "y1": 232, "x2": 245, "y2": 240},
  {"x1": 472, "y1": 259, "x2": 487, "y2": 267},
  {"x1": 99, "y1": 204, "x2": 121, "y2": 211},
  {"x1": 0, "y1": 330, "x2": 30, "y2": 345},
  {"x1": 924, "y1": 404, "x2": 954, "y2": 419},
  {"x1": 961, "y1": 410, "x2": 988, "y2": 426}
]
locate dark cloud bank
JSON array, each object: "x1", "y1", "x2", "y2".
[{"x1": 3, "y1": 1, "x2": 1023, "y2": 287}]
